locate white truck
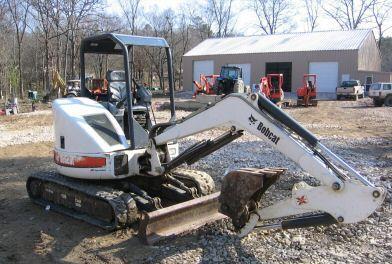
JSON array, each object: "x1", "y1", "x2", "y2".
[
  {"x1": 368, "y1": 82, "x2": 392, "y2": 107},
  {"x1": 336, "y1": 80, "x2": 364, "y2": 100}
]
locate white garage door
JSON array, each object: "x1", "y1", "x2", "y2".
[
  {"x1": 193, "y1": 60, "x2": 214, "y2": 91},
  {"x1": 228, "y1": 64, "x2": 251, "y2": 86},
  {"x1": 309, "y1": 62, "x2": 339, "y2": 93}
]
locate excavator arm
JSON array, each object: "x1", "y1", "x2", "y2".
[{"x1": 143, "y1": 93, "x2": 385, "y2": 241}]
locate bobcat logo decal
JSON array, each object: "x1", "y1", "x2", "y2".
[{"x1": 248, "y1": 114, "x2": 281, "y2": 145}]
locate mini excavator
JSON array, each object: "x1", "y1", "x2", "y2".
[
  {"x1": 27, "y1": 34, "x2": 385, "y2": 245},
  {"x1": 260, "y1": 73, "x2": 284, "y2": 104}
]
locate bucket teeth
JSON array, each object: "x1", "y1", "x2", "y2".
[{"x1": 219, "y1": 168, "x2": 286, "y2": 229}]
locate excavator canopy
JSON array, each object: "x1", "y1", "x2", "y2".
[
  {"x1": 79, "y1": 33, "x2": 176, "y2": 150},
  {"x1": 81, "y1": 33, "x2": 169, "y2": 54}
]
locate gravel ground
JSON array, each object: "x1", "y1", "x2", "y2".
[
  {"x1": 0, "y1": 98, "x2": 391, "y2": 263},
  {"x1": 0, "y1": 110, "x2": 53, "y2": 148}
]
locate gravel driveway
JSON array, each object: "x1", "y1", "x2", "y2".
[{"x1": 0, "y1": 99, "x2": 390, "y2": 263}]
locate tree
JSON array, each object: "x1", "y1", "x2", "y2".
[
  {"x1": 118, "y1": 0, "x2": 141, "y2": 34},
  {"x1": 177, "y1": 12, "x2": 191, "y2": 89},
  {"x1": 249, "y1": 0, "x2": 295, "y2": 35},
  {"x1": 323, "y1": 0, "x2": 375, "y2": 30},
  {"x1": 6, "y1": 0, "x2": 30, "y2": 98},
  {"x1": 208, "y1": 0, "x2": 235, "y2": 37},
  {"x1": 188, "y1": 2, "x2": 214, "y2": 40},
  {"x1": 61, "y1": 0, "x2": 102, "y2": 78},
  {"x1": 0, "y1": 0, "x2": 11, "y2": 98},
  {"x1": 372, "y1": 0, "x2": 392, "y2": 47},
  {"x1": 304, "y1": 0, "x2": 320, "y2": 32},
  {"x1": 31, "y1": 0, "x2": 57, "y2": 93},
  {"x1": 380, "y1": 37, "x2": 392, "y2": 71}
]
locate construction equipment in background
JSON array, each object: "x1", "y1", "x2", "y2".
[
  {"x1": 193, "y1": 74, "x2": 219, "y2": 97},
  {"x1": 43, "y1": 70, "x2": 81, "y2": 102},
  {"x1": 296, "y1": 74, "x2": 318, "y2": 107},
  {"x1": 260, "y1": 73, "x2": 284, "y2": 104},
  {"x1": 89, "y1": 78, "x2": 108, "y2": 100},
  {"x1": 193, "y1": 66, "x2": 245, "y2": 97},
  {"x1": 214, "y1": 66, "x2": 245, "y2": 95},
  {"x1": 26, "y1": 34, "x2": 385, "y2": 246},
  {"x1": 45, "y1": 69, "x2": 67, "y2": 100},
  {"x1": 64, "y1": 79, "x2": 81, "y2": 97}
]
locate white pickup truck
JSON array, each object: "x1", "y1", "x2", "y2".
[
  {"x1": 368, "y1": 82, "x2": 392, "y2": 107},
  {"x1": 336, "y1": 80, "x2": 365, "y2": 100}
]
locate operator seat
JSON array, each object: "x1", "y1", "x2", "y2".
[
  {"x1": 106, "y1": 70, "x2": 127, "y2": 102},
  {"x1": 105, "y1": 70, "x2": 150, "y2": 148}
]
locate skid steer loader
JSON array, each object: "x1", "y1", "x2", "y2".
[{"x1": 27, "y1": 34, "x2": 385, "y2": 245}]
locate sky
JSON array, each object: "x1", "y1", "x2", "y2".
[{"x1": 106, "y1": 0, "x2": 391, "y2": 37}]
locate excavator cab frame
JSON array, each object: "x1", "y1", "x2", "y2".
[
  {"x1": 303, "y1": 74, "x2": 317, "y2": 90},
  {"x1": 80, "y1": 33, "x2": 176, "y2": 149},
  {"x1": 260, "y1": 73, "x2": 284, "y2": 103},
  {"x1": 297, "y1": 73, "x2": 318, "y2": 107}
]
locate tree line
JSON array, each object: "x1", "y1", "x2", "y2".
[{"x1": 0, "y1": 0, "x2": 391, "y2": 99}]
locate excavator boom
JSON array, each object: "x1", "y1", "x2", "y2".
[{"x1": 140, "y1": 93, "x2": 385, "y2": 243}]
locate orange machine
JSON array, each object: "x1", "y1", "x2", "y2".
[
  {"x1": 260, "y1": 73, "x2": 284, "y2": 103},
  {"x1": 91, "y1": 78, "x2": 108, "y2": 94},
  {"x1": 193, "y1": 74, "x2": 219, "y2": 97},
  {"x1": 296, "y1": 74, "x2": 317, "y2": 107}
]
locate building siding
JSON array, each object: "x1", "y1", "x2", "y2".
[
  {"x1": 358, "y1": 33, "x2": 381, "y2": 71},
  {"x1": 183, "y1": 50, "x2": 358, "y2": 92},
  {"x1": 183, "y1": 31, "x2": 385, "y2": 93}
]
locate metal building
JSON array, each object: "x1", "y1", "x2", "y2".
[{"x1": 183, "y1": 29, "x2": 392, "y2": 97}]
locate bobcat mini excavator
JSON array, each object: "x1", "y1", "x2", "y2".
[{"x1": 27, "y1": 34, "x2": 385, "y2": 245}]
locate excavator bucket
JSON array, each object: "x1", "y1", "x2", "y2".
[
  {"x1": 138, "y1": 168, "x2": 286, "y2": 245},
  {"x1": 138, "y1": 192, "x2": 225, "y2": 245},
  {"x1": 219, "y1": 168, "x2": 286, "y2": 229}
]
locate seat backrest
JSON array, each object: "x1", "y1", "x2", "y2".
[
  {"x1": 106, "y1": 70, "x2": 127, "y2": 102},
  {"x1": 109, "y1": 82, "x2": 127, "y2": 102}
]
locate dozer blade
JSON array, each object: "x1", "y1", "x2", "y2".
[{"x1": 138, "y1": 192, "x2": 225, "y2": 245}]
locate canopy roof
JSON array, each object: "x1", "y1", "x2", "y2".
[{"x1": 81, "y1": 33, "x2": 169, "y2": 54}]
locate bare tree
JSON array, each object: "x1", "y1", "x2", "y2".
[
  {"x1": 188, "y1": 2, "x2": 214, "y2": 40},
  {"x1": 31, "y1": 0, "x2": 57, "y2": 93},
  {"x1": 143, "y1": 9, "x2": 170, "y2": 90},
  {"x1": 208, "y1": 0, "x2": 235, "y2": 37},
  {"x1": 62, "y1": 0, "x2": 102, "y2": 78},
  {"x1": 323, "y1": 0, "x2": 375, "y2": 30},
  {"x1": 118, "y1": 0, "x2": 141, "y2": 34},
  {"x1": 177, "y1": 12, "x2": 191, "y2": 89},
  {"x1": 0, "y1": 0, "x2": 11, "y2": 99},
  {"x1": 372, "y1": 0, "x2": 392, "y2": 47},
  {"x1": 250, "y1": 0, "x2": 294, "y2": 35},
  {"x1": 6, "y1": 0, "x2": 30, "y2": 98},
  {"x1": 304, "y1": 0, "x2": 320, "y2": 32}
]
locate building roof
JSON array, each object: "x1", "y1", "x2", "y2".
[{"x1": 184, "y1": 29, "x2": 372, "y2": 57}]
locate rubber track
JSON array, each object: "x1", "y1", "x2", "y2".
[
  {"x1": 171, "y1": 168, "x2": 215, "y2": 196},
  {"x1": 26, "y1": 171, "x2": 139, "y2": 230}
]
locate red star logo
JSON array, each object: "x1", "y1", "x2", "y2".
[{"x1": 296, "y1": 195, "x2": 307, "y2": 205}]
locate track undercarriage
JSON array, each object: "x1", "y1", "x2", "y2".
[{"x1": 26, "y1": 168, "x2": 215, "y2": 231}]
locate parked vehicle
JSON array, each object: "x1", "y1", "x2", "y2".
[
  {"x1": 368, "y1": 82, "x2": 392, "y2": 107},
  {"x1": 336, "y1": 80, "x2": 364, "y2": 100}
]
